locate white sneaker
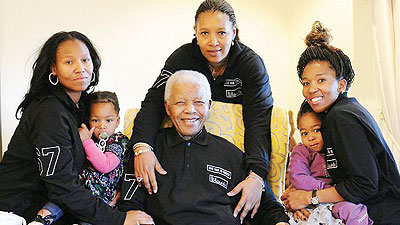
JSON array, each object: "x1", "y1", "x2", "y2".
[{"x1": 0, "y1": 211, "x2": 27, "y2": 225}]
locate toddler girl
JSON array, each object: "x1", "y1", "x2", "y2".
[
  {"x1": 288, "y1": 101, "x2": 372, "y2": 225},
  {"x1": 30, "y1": 91, "x2": 128, "y2": 225}
]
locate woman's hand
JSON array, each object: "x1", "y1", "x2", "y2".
[
  {"x1": 227, "y1": 172, "x2": 263, "y2": 222},
  {"x1": 79, "y1": 123, "x2": 94, "y2": 142},
  {"x1": 134, "y1": 148, "x2": 167, "y2": 195},
  {"x1": 123, "y1": 210, "x2": 154, "y2": 225},
  {"x1": 281, "y1": 188, "x2": 311, "y2": 211}
]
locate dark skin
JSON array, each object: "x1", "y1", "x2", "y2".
[
  {"x1": 133, "y1": 10, "x2": 266, "y2": 222},
  {"x1": 281, "y1": 60, "x2": 347, "y2": 222}
]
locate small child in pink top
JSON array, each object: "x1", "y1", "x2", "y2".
[
  {"x1": 288, "y1": 101, "x2": 372, "y2": 225},
  {"x1": 30, "y1": 91, "x2": 128, "y2": 225}
]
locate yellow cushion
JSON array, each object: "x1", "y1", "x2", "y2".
[{"x1": 123, "y1": 101, "x2": 289, "y2": 200}]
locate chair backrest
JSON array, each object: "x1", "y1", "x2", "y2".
[{"x1": 123, "y1": 101, "x2": 289, "y2": 200}]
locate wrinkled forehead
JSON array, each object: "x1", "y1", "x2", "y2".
[{"x1": 171, "y1": 82, "x2": 208, "y2": 98}]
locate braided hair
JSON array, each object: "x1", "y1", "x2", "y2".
[
  {"x1": 88, "y1": 91, "x2": 120, "y2": 114},
  {"x1": 297, "y1": 21, "x2": 355, "y2": 91},
  {"x1": 195, "y1": 0, "x2": 239, "y2": 41}
]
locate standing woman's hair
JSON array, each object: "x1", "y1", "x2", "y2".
[
  {"x1": 195, "y1": 0, "x2": 240, "y2": 41},
  {"x1": 16, "y1": 31, "x2": 101, "y2": 118},
  {"x1": 297, "y1": 21, "x2": 355, "y2": 91}
]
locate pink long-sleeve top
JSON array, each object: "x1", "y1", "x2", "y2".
[{"x1": 82, "y1": 139, "x2": 120, "y2": 174}]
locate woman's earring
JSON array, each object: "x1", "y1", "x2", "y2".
[
  {"x1": 231, "y1": 41, "x2": 234, "y2": 46},
  {"x1": 49, "y1": 73, "x2": 58, "y2": 85},
  {"x1": 91, "y1": 72, "x2": 96, "y2": 83}
]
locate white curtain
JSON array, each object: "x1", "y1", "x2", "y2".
[{"x1": 371, "y1": 0, "x2": 400, "y2": 167}]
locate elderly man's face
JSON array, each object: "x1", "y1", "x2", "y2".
[{"x1": 165, "y1": 82, "x2": 211, "y2": 140}]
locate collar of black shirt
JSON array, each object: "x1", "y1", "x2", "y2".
[{"x1": 166, "y1": 127, "x2": 209, "y2": 147}]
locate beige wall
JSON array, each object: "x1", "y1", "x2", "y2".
[
  {"x1": 352, "y1": 0, "x2": 377, "y2": 116},
  {"x1": 0, "y1": 0, "x2": 375, "y2": 152}
]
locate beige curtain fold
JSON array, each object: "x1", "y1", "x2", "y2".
[{"x1": 371, "y1": 0, "x2": 400, "y2": 166}]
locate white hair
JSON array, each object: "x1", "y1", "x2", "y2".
[{"x1": 164, "y1": 70, "x2": 211, "y2": 104}]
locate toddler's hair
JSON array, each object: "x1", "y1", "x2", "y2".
[
  {"x1": 88, "y1": 91, "x2": 120, "y2": 114},
  {"x1": 297, "y1": 100, "x2": 322, "y2": 129}
]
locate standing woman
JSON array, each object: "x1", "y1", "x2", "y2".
[
  {"x1": 132, "y1": 0, "x2": 280, "y2": 221},
  {"x1": 0, "y1": 32, "x2": 151, "y2": 225},
  {"x1": 282, "y1": 21, "x2": 400, "y2": 225}
]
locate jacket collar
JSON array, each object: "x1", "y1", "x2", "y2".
[
  {"x1": 50, "y1": 85, "x2": 88, "y2": 121},
  {"x1": 325, "y1": 92, "x2": 348, "y2": 114}
]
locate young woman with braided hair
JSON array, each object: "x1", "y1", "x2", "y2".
[{"x1": 281, "y1": 21, "x2": 400, "y2": 225}]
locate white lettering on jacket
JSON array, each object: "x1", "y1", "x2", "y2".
[
  {"x1": 327, "y1": 159, "x2": 338, "y2": 169},
  {"x1": 224, "y1": 78, "x2": 242, "y2": 87},
  {"x1": 209, "y1": 175, "x2": 228, "y2": 189},
  {"x1": 207, "y1": 164, "x2": 232, "y2": 179},
  {"x1": 226, "y1": 88, "x2": 242, "y2": 98},
  {"x1": 326, "y1": 147, "x2": 334, "y2": 157}
]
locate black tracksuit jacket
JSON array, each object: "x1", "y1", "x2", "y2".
[
  {"x1": 0, "y1": 86, "x2": 125, "y2": 225},
  {"x1": 322, "y1": 94, "x2": 400, "y2": 225},
  {"x1": 131, "y1": 38, "x2": 274, "y2": 180}
]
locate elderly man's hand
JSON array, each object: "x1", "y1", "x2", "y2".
[
  {"x1": 227, "y1": 171, "x2": 263, "y2": 222},
  {"x1": 134, "y1": 148, "x2": 167, "y2": 194}
]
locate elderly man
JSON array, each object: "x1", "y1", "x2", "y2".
[{"x1": 118, "y1": 70, "x2": 288, "y2": 225}]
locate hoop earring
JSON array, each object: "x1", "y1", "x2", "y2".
[
  {"x1": 49, "y1": 73, "x2": 58, "y2": 86},
  {"x1": 91, "y1": 72, "x2": 96, "y2": 83}
]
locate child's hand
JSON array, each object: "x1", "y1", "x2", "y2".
[
  {"x1": 109, "y1": 190, "x2": 120, "y2": 207},
  {"x1": 79, "y1": 124, "x2": 95, "y2": 142}
]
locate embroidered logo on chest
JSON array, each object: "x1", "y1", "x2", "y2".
[
  {"x1": 226, "y1": 88, "x2": 242, "y2": 98},
  {"x1": 326, "y1": 147, "x2": 338, "y2": 169},
  {"x1": 224, "y1": 78, "x2": 242, "y2": 87},
  {"x1": 224, "y1": 78, "x2": 243, "y2": 98},
  {"x1": 207, "y1": 164, "x2": 232, "y2": 189}
]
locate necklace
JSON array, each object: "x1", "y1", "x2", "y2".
[{"x1": 208, "y1": 57, "x2": 228, "y2": 80}]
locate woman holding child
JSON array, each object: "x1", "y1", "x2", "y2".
[
  {"x1": 282, "y1": 21, "x2": 400, "y2": 225},
  {"x1": 0, "y1": 31, "x2": 144, "y2": 225}
]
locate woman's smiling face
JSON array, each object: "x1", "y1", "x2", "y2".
[{"x1": 301, "y1": 61, "x2": 347, "y2": 113}]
